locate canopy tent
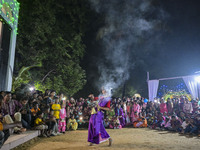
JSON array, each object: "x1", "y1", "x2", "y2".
[{"x1": 147, "y1": 72, "x2": 200, "y2": 101}]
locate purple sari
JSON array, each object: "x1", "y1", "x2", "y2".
[
  {"x1": 88, "y1": 97, "x2": 111, "y2": 144},
  {"x1": 119, "y1": 108, "x2": 125, "y2": 127}
]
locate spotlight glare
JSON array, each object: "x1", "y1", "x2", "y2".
[
  {"x1": 195, "y1": 76, "x2": 200, "y2": 83},
  {"x1": 29, "y1": 87, "x2": 34, "y2": 91}
]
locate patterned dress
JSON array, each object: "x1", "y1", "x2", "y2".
[
  {"x1": 88, "y1": 97, "x2": 111, "y2": 144},
  {"x1": 58, "y1": 108, "x2": 66, "y2": 132}
]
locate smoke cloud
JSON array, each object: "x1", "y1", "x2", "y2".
[{"x1": 89, "y1": 0, "x2": 168, "y2": 95}]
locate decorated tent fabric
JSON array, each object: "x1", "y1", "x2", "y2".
[{"x1": 0, "y1": 0, "x2": 20, "y2": 34}]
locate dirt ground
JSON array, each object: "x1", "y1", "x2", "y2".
[{"x1": 13, "y1": 128, "x2": 200, "y2": 150}]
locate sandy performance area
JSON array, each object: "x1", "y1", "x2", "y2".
[{"x1": 14, "y1": 128, "x2": 200, "y2": 150}]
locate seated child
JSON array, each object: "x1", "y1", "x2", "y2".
[
  {"x1": 77, "y1": 109, "x2": 85, "y2": 127},
  {"x1": 168, "y1": 115, "x2": 181, "y2": 132},
  {"x1": 31, "y1": 102, "x2": 40, "y2": 117},
  {"x1": 34, "y1": 111, "x2": 49, "y2": 137},
  {"x1": 180, "y1": 117, "x2": 189, "y2": 134},
  {"x1": 67, "y1": 115, "x2": 78, "y2": 131},
  {"x1": 103, "y1": 117, "x2": 110, "y2": 128},
  {"x1": 31, "y1": 102, "x2": 40, "y2": 127},
  {"x1": 111, "y1": 116, "x2": 121, "y2": 129},
  {"x1": 153, "y1": 113, "x2": 165, "y2": 130},
  {"x1": 146, "y1": 113, "x2": 154, "y2": 127}
]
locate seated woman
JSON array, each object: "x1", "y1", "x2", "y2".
[
  {"x1": 133, "y1": 112, "x2": 147, "y2": 128},
  {"x1": 0, "y1": 95, "x2": 23, "y2": 148},
  {"x1": 0, "y1": 95, "x2": 25, "y2": 134},
  {"x1": 67, "y1": 115, "x2": 78, "y2": 131}
]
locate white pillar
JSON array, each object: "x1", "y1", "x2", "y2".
[{"x1": 5, "y1": 30, "x2": 17, "y2": 91}]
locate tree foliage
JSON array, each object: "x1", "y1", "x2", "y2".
[
  {"x1": 112, "y1": 84, "x2": 137, "y2": 98},
  {"x1": 15, "y1": 0, "x2": 89, "y2": 96},
  {"x1": 12, "y1": 63, "x2": 42, "y2": 92}
]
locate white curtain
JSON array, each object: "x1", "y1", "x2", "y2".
[
  {"x1": 148, "y1": 80, "x2": 159, "y2": 102},
  {"x1": 183, "y1": 76, "x2": 198, "y2": 99}
]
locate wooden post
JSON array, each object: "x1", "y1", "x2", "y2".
[{"x1": 147, "y1": 72, "x2": 149, "y2": 82}]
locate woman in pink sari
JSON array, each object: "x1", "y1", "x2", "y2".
[
  {"x1": 131, "y1": 101, "x2": 140, "y2": 123},
  {"x1": 160, "y1": 99, "x2": 168, "y2": 114}
]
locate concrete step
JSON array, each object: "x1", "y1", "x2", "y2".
[{"x1": 0, "y1": 130, "x2": 40, "y2": 150}]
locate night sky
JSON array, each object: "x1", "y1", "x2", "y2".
[
  {"x1": 78, "y1": 0, "x2": 200, "y2": 97},
  {"x1": 160, "y1": 0, "x2": 200, "y2": 76}
]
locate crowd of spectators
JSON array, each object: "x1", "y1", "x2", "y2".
[
  {"x1": 107, "y1": 96, "x2": 200, "y2": 137},
  {"x1": 0, "y1": 89, "x2": 200, "y2": 148}
]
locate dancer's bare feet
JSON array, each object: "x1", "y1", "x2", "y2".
[
  {"x1": 89, "y1": 142, "x2": 93, "y2": 146},
  {"x1": 109, "y1": 138, "x2": 112, "y2": 146}
]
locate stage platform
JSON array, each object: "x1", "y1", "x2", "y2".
[{"x1": 0, "y1": 130, "x2": 40, "y2": 150}]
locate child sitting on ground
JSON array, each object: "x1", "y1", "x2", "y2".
[
  {"x1": 77, "y1": 109, "x2": 85, "y2": 128},
  {"x1": 180, "y1": 117, "x2": 189, "y2": 134},
  {"x1": 112, "y1": 116, "x2": 121, "y2": 129},
  {"x1": 34, "y1": 111, "x2": 49, "y2": 137},
  {"x1": 104, "y1": 117, "x2": 110, "y2": 128},
  {"x1": 67, "y1": 115, "x2": 78, "y2": 131},
  {"x1": 168, "y1": 115, "x2": 181, "y2": 132}
]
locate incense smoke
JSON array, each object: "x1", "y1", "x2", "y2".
[{"x1": 90, "y1": 0, "x2": 168, "y2": 95}]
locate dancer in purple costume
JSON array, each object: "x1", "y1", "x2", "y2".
[{"x1": 88, "y1": 90, "x2": 112, "y2": 146}]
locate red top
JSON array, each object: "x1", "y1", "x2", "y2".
[
  {"x1": 94, "y1": 97, "x2": 99, "y2": 101},
  {"x1": 106, "y1": 101, "x2": 111, "y2": 108}
]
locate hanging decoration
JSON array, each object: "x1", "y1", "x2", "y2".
[
  {"x1": 0, "y1": 0, "x2": 20, "y2": 34},
  {"x1": 163, "y1": 90, "x2": 192, "y2": 101}
]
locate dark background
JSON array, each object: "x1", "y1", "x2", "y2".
[{"x1": 77, "y1": 0, "x2": 200, "y2": 97}]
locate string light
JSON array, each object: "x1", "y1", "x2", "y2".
[{"x1": 157, "y1": 82, "x2": 188, "y2": 98}]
